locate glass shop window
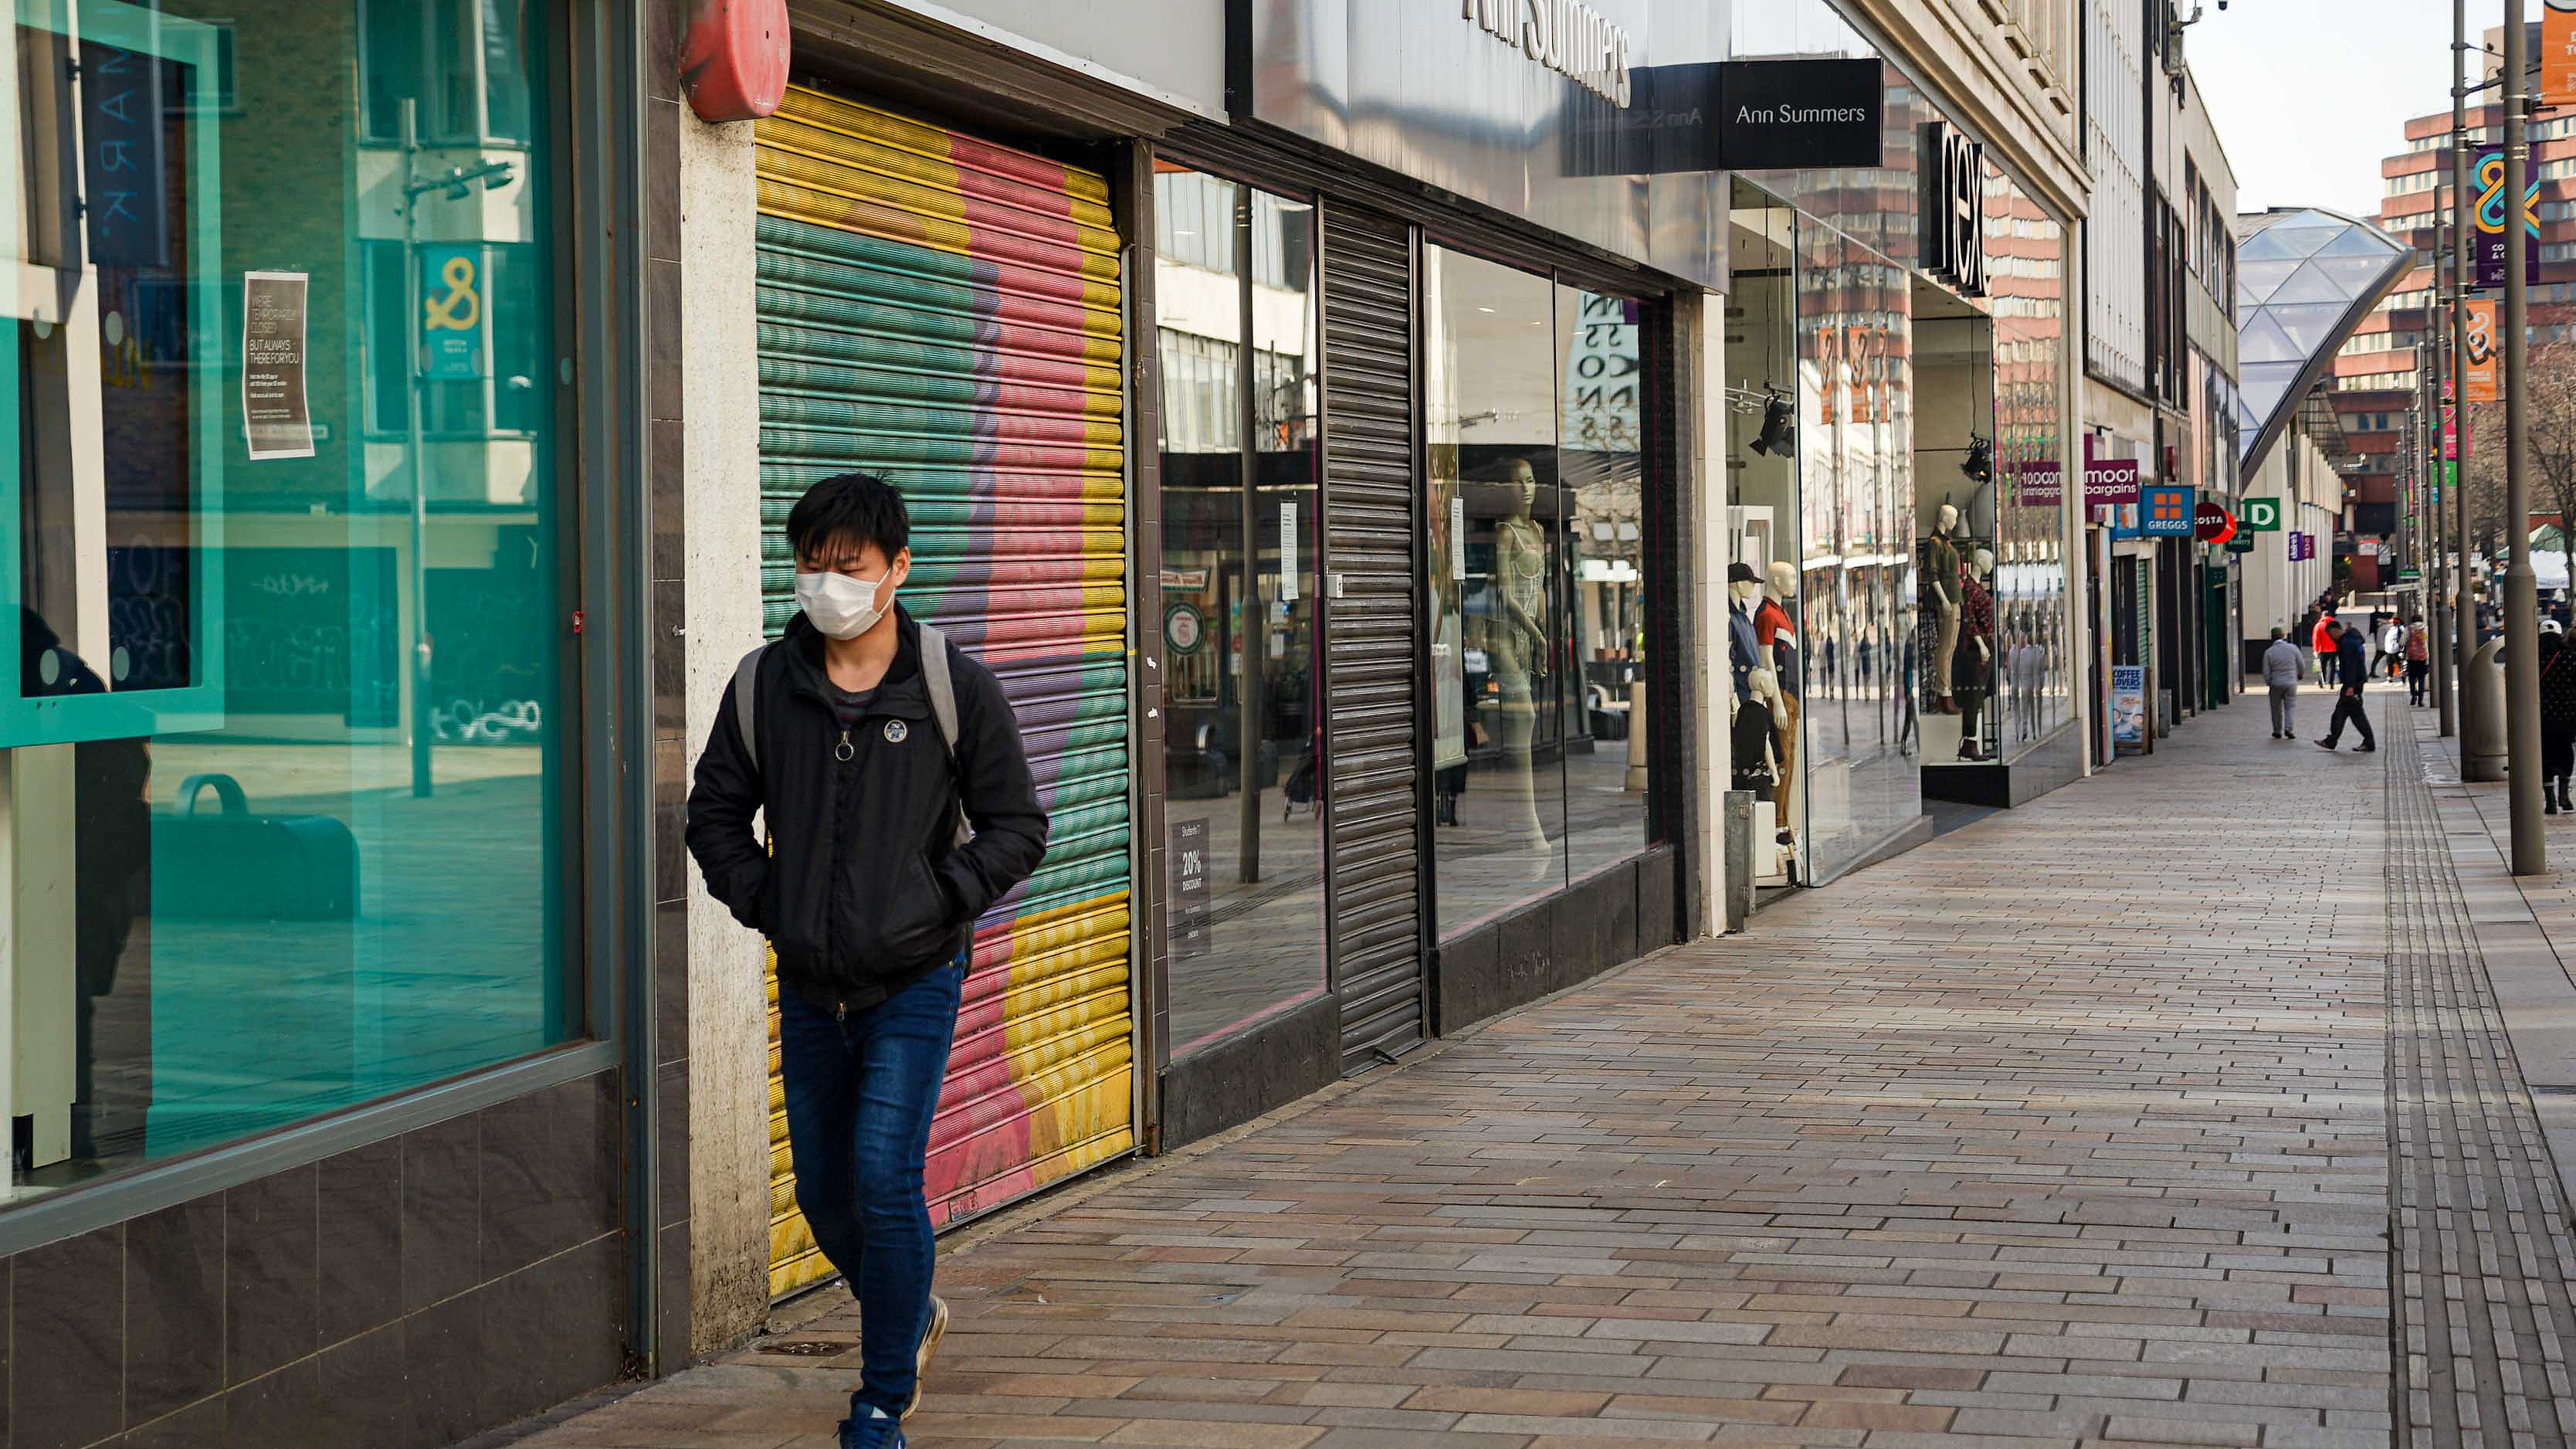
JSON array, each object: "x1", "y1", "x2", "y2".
[{"x1": 2, "y1": 0, "x2": 573, "y2": 1202}]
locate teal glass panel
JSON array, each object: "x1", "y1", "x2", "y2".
[{"x1": 7, "y1": 0, "x2": 571, "y2": 1197}]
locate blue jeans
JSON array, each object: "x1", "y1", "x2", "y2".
[{"x1": 777, "y1": 962, "x2": 964, "y2": 1419}]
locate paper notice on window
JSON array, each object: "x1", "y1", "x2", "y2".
[
  {"x1": 242, "y1": 271, "x2": 314, "y2": 460},
  {"x1": 1278, "y1": 499, "x2": 1300, "y2": 602},
  {"x1": 1449, "y1": 494, "x2": 1466, "y2": 580}
]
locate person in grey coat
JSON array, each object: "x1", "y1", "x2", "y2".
[{"x1": 2262, "y1": 626, "x2": 2306, "y2": 739}]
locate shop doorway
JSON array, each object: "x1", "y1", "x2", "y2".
[{"x1": 1722, "y1": 182, "x2": 1803, "y2": 891}]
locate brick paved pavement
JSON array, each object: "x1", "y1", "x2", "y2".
[{"x1": 519, "y1": 690, "x2": 2576, "y2": 1449}]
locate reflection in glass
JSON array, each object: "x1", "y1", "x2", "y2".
[
  {"x1": 8, "y1": 0, "x2": 567, "y2": 1199},
  {"x1": 1428, "y1": 246, "x2": 1568, "y2": 933},
  {"x1": 1985, "y1": 162, "x2": 2071, "y2": 756},
  {"x1": 1795, "y1": 223, "x2": 1920, "y2": 881},
  {"x1": 1152, "y1": 168, "x2": 1327, "y2": 1055},
  {"x1": 1557, "y1": 284, "x2": 1650, "y2": 883}
]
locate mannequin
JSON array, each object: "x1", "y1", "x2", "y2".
[
  {"x1": 1755, "y1": 561, "x2": 1801, "y2": 814},
  {"x1": 1739, "y1": 668, "x2": 1795, "y2": 871},
  {"x1": 1926, "y1": 503, "x2": 1962, "y2": 713},
  {"x1": 1954, "y1": 546, "x2": 1996, "y2": 761},
  {"x1": 1729, "y1": 670, "x2": 1780, "y2": 796},
  {"x1": 1727, "y1": 562, "x2": 1763, "y2": 702},
  {"x1": 1490, "y1": 460, "x2": 1550, "y2": 855}
]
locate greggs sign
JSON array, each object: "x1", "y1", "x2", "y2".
[{"x1": 1461, "y1": 0, "x2": 1633, "y2": 107}]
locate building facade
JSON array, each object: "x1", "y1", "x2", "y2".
[
  {"x1": 0, "y1": 2, "x2": 673, "y2": 1445},
  {"x1": 0, "y1": 2, "x2": 2097, "y2": 1443},
  {"x1": 2076, "y1": 0, "x2": 2239, "y2": 760}
]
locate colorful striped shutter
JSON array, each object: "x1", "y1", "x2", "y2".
[{"x1": 751, "y1": 86, "x2": 1136, "y2": 1299}]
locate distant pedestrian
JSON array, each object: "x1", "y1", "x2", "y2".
[
  {"x1": 2261, "y1": 626, "x2": 2305, "y2": 739},
  {"x1": 2312, "y1": 611, "x2": 2340, "y2": 686},
  {"x1": 2381, "y1": 617, "x2": 2405, "y2": 681},
  {"x1": 2317, "y1": 619, "x2": 2377, "y2": 752},
  {"x1": 2542, "y1": 620, "x2": 2576, "y2": 815},
  {"x1": 2406, "y1": 619, "x2": 2430, "y2": 706}
]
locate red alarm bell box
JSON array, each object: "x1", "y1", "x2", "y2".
[{"x1": 680, "y1": 0, "x2": 789, "y2": 123}]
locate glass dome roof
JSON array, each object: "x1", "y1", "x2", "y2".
[{"x1": 2232, "y1": 208, "x2": 2413, "y2": 477}]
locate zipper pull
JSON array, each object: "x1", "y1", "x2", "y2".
[
  {"x1": 835, "y1": 728, "x2": 854, "y2": 762},
  {"x1": 835, "y1": 1000, "x2": 847, "y2": 1023}
]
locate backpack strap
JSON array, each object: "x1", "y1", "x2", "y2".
[
  {"x1": 915, "y1": 622, "x2": 974, "y2": 849},
  {"x1": 730, "y1": 643, "x2": 768, "y2": 775}
]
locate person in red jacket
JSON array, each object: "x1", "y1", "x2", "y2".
[{"x1": 2311, "y1": 611, "x2": 2339, "y2": 687}]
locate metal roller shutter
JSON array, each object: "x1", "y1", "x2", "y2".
[
  {"x1": 1317, "y1": 208, "x2": 1426, "y2": 1074},
  {"x1": 752, "y1": 85, "x2": 1136, "y2": 1298}
]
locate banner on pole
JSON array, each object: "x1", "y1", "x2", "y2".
[
  {"x1": 2465, "y1": 297, "x2": 2502, "y2": 402},
  {"x1": 2475, "y1": 148, "x2": 2542, "y2": 290},
  {"x1": 2549, "y1": 0, "x2": 2576, "y2": 107}
]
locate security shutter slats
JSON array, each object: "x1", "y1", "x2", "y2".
[
  {"x1": 1319, "y1": 209, "x2": 1426, "y2": 1074},
  {"x1": 755, "y1": 84, "x2": 1135, "y2": 1300}
]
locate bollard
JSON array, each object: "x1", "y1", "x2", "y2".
[
  {"x1": 1722, "y1": 789, "x2": 1754, "y2": 932},
  {"x1": 2466, "y1": 636, "x2": 2508, "y2": 782},
  {"x1": 1624, "y1": 680, "x2": 1649, "y2": 792}
]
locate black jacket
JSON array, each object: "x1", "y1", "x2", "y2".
[
  {"x1": 2336, "y1": 631, "x2": 2369, "y2": 690},
  {"x1": 685, "y1": 606, "x2": 1049, "y2": 1013}
]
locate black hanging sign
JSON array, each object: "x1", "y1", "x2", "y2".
[
  {"x1": 1710, "y1": 59, "x2": 1883, "y2": 170},
  {"x1": 1918, "y1": 120, "x2": 1986, "y2": 297},
  {"x1": 1563, "y1": 59, "x2": 1881, "y2": 176}
]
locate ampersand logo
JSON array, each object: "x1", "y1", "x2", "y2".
[{"x1": 424, "y1": 253, "x2": 480, "y2": 331}]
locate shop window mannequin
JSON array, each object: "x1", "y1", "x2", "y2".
[
  {"x1": 1491, "y1": 459, "x2": 1551, "y2": 866},
  {"x1": 1732, "y1": 667, "x2": 1794, "y2": 883},
  {"x1": 1955, "y1": 546, "x2": 1996, "y2": 761},
  {"x1": 1755, "y1": 561, "x2": 1800, "y2": 830},
  {"x1": 1727, "y1": 562, "x2": 1762, "y2": 702},
  {"x1": 1926, "y1": 503, "x2": 1962, "y2": 713}
]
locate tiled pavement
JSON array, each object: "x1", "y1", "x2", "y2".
[{"x1": 521, "y1": 687, "x2": 2576, "y2": 1448}]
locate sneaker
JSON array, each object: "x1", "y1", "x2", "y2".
[
  {"x1": 905, "y1": 1295, "x2": 951, "y2": 1419},
  {"x1": 838, "y1": 1407, "x2": 906, "y2": 1449}
]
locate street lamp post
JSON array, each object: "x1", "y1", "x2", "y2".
[
  {"x1": 402, "y1": 99, "x2": 432, "y2": 800},
  {"x1": 2456, "y1": 0, "x2": 2485, "y2": 771},
  {"x1": 2505, "y1": 0, "x2": 2547, "y2": 873},
  {"x1": 397, "y1": 100, "x2": 515, "y2": 803},
  {"x1": 2430, "y1": 291, "x2": 2456, "y2": 735}
]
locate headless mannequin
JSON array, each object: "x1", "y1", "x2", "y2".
[
  {"x1": 1756, "y1": 562, "x2": 1800, "y2": 829},
  {"x1": 1927, "y1": 504, "x2": 1962, "y2": 712},
  {"x1": 1737, "y1": 668, "x2": 1793, "y2": 874},
  {"x1": 1955, "y1": 546, "x2": 1995, "y2": 761},
  {"x1": 1490, "y1": 460, "x2": 1550, "y2": 856}
]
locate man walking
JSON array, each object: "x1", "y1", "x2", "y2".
[
  {"x1": 687, "y1": 473, "x2": 1050, "y2": 1448},
  {"x1": 2312, "y1": 609, "x2": 2339, "y2": 687},
  {"x1": 2317, "y1": 618, "x2": 2378, "y2": 753},
  {"x1": 2262, "y1": 626, "x2": 2305, "y2": 739}
]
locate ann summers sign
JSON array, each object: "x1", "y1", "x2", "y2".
[
  {"x1": 1918, "y1": 120, "x2": 1985, "y2": 297},
  {"x1": 1459, "y1": 0, "x2": 1633, "y2": 106},
  {"x1": 1711, "y1": 59, "x2": 1881, "y2": 169}
]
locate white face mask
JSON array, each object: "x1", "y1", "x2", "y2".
[{"x1": 795, "y1": 570, "x2": 894, "y2": 640}]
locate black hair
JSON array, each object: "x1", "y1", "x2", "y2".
[{"x1": 785, "y1": 472, "x2": 910, "y2": 565}]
